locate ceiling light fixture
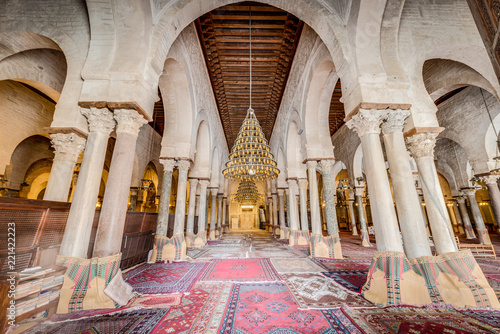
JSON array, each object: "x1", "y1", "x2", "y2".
[{"x1": 222, "y1": 7, "x2": 279, "y2": 181}]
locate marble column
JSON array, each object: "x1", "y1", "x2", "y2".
[
  {"x1": 457, "y1": 196, "x2": 476, "y2": 239},
  {"x1": 222, "y1": 197, "x2": 228, "y2": 231},
  {"x1": 287, "y1": 179, "x2": 300, "y2": 230},
  {"x1": 209, "y1": 187, "x2": 218, "y2": 239},
  {"x1": 306, "y1": 161, "x2": 322, "y2": 235},
  {"x1": 186, "y1": 178, "x2": 199, "y2": 233},
  {"x1": 417, "y1": 191, "x2": 431, "y2": 236},
  {"x1": 381, "y1": 111, "x2": 432, "y2": 258},
  {"x1": 197, "y1": 180, "x2": 209, "y2": 236},
  {"x1": 447, "y1": 201, "x2": 459, "y2": 233},
  {"x1": 355, "y1": 187, "x2": 371, "y2": 247},
  {"x1": 465, "y1": 188, "x2": 491, "y2": 245},
  {"x1": 93, "y1": 109, "x2": 147, "y2": 258},
  {"x1": 128, "y1": 188, "x2": 138, "y2": 211},
  {"x1": 217, "y1": 194, "x2": 223, "y2": 234},
  {"x1": 156, "y1": 159, "x2": 176, "y2": 237},
  {"x1": 297, "y1": 178, "x2": 309, "y2": 231},
  {"x1": 272, "y1": 193, "x2": 279, "y2": 229},
  {"x1": 172, "y1": 160, "x2": 191, "y2": 235},
  {"x1": 346, "y1": 109, "x2": 404, "y2": 252},
  {"x1": 347, "y1": 190, "x2": 358, "y2": 235},
  {"x1": 452, "y1": 198, "x2": 465, "y2": 235},
  {"x1": 406, "y1": 132, "x2": 458, "y2": 254},
  {"x1": 285, "y1": 189, "x2": 291, "y2": 228},
  {"x1": 481, "y1": 175, "x2": 500, "y2": 232},
  {"x1": 44, "y1": 133, "x2": 86, "y2": 202},
  {"x1": 278, "y1": 188, "x2": 286, "y2": 230},
  {"x1": 319, "y1": 160, "x2": 340, "y2": 236},
  {"x1": 267, "y1": 197, "x2": 274, "y2": 228},
  {"x1": 59, "y1": 108, "x2": 115, "y2": 258}
]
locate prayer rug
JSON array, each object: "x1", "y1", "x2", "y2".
[
  {"x1": 322, "y1": 270, "x2": 369, "y2": 293},
  {"x1": 124, "y1": 261, "x2": 208, "y2": 294},
  {"x1": 208, "y1": 240, "x2": 223, "y2": 246},
  {"x1": 250, "y1": 246, "x2": 291, "y2": 252},
  {"x1": 219, "y1": 283, "x2": 362, "y2": 333},
  {"x1": 476, "y1": 259, "x2": 500, "y2": 273},
  {"x1": 199, "y1": 258, "x2": 281, "y2": 282},
  {"x1": 281, "y1": 273, "x2": 372, "y2": 308},
  {"x1": 249, "y1": 249, "x2": 307, "y2": 258},
  {"x1": 151, "y1": 282, "x2": 232, "y2": 333},
  {"x1": 277, "y1": 239, "x2": 290, "y2": 245},
  {"x1": 486, "y1": 274, "x2": 500, "y2": 290},
  {"x1": 187, "y1": 248, "x2": 210, "y2": 259},
  {"x1": 270, "y1": 258, "x2": 324, "y2": 273},
  {"x1": 125, "y1": 294, "x2": 183, "y2": 308},
  {"x1": 22, "y1": 308, "x2": 168, "y2": 334},
  {"x1": 312, "y1": 258, "x2": 371, "y2": 271},
  {"x1": 342, "y1": 305, "x2": 497, "y2": 334},
  {"x1": 204, "y1": 246, "x2": 249, "y2": 252},
  {"x1": 460, "y1": 309, "x2": 500, "y2": 328},
  {"x1": 197, "y1": 251, "x2": 248, "y2": 259}
]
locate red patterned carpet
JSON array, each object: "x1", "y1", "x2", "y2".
[{"x1": 199, "y1": 258, "x2": 281, "y2": 282}]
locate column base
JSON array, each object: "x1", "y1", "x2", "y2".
[
  {"x1": 411, "y1": 250, "x2": 499, "y2": 308},
  {"x1": 288, "y1": 230, "x2": 310, "y2": 246},
  {"x1": 216, "y1": 226, "x2": 222, "y2": 237},
  {"x1": 465, "y1": 225, "x2": 476, "y2": 239},
  {"x1": 360, "y1": 230, "x2": 372, "y2": 247},
  {"x1": 186, "y1": 231, "x2": 207, "y2": 248},
  {"x1": 280, "y1": 226, "x2": 290, "y2": 240},
  {"x1": 150, "y1": 234, "x2": 187, "y2": 262},
  {"x1": 272, "y1": 225, "x2": 280, "y2": 237},
  {"x1": 310, "y1": 233, "x2": 343, "y2": 259},
  {"x1": 477, "y1": 228, "x2": 492, "y2": 245},
  {"x1": 361, "y1": 251, "x2": 431, "y2": 306},
  {"x1": 209, "y1": 229, "x2": 217, "y2": 240},
  {"x1": 56, "y1": 253, "x2": 132, "y2": 313},
  {"x1": 458, "y1": 225, "x2": 465, "y2": 235}
]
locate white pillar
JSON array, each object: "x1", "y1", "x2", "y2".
[
  {"x1": 278, "y1": 188, "x2": 286, "y2": 230},
  {"x1": 186, "y1": 178, "x2": 199, "y2": 233},
  {"x1": 287, "y1": 179, "x2": 300, "y2": 230},
  {"x1": 172, "y1": 160, "x2": 191, "y2": 235},
  {"x1": 198, "y1": 180, "x2": 209, "y2": 234},
  {"x1": 481, "y1": 175, "x2": 500, "y2": 232},
  {"x1": 319, "y1": 160, "x2": 340, "y2": 236},
  {"x1": 222, "y1": 197, "x2": 228, "y2": 229},
  {"x1": 347, "y1": 190, "x2": 358, "y2": 235},
  {"x1": 465, "y1": 188, "x2": 491, "y2": 245},
  {"x1": 355, "y1": 186, "x2": 371, "y2": 247},
  {"x1": 59, "y1": 108, "x2": 115, "y2": 258},
  {"x1": 93, "y1": 109, "x2": 148, "y2": 258},
  {"x1": 406, "y1": 132, "x2": 458, "y2": 254},
  {"x1": 272, "y1": 193, "x2": 279, "y2": 228},
  {"x1": 297, "y1": 178, "x2": 308, "y2": 231},
  {"x1": 346, "y1": 109, "x2": 404, "y2": 252},
  {"x1": 156, "y1": 159, "x2": 176, "y2": 236},
  {"x1": 452, "y1": 198, "x2": 465, "y2": 235},
  {"x1": 44, "y1": 133, "x2": 86, "y2": 202},
  {"x1": 381, "y1": 111, "x2": 432, "y2": 258},
  {"x1": 306, "y1": 161, "x2": 322, "y2": 235},
  {"x1": 209, "y1": 187, "x2": 218, "y2": 238},
  {"x1": 457, "y1": 196, "x2": 476, "y2": 239}
]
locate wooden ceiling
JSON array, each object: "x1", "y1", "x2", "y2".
[
  {"x1": 150, "y1": 2, "x2": 346, "y2": 143},
  {"x1": 195, "y1": 2, "x2": 303, "y2": 146}
]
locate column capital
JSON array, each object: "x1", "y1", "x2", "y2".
[
  {"x1": 456, "y1": 197, "x2": 466, "y2": 204},
  {"x1": 462, "y1": 188, "x2": 478, "y2": 196},
  {"x1": 217, "y1": 193, "x2": 223, "y2": 198},
  {"x1": 346, "y1": 109, "x2": 388, "y2": 137},
  {"x1": 209, "y1": 187, "x2": 219, "y2": 195},
  {"x1": 354, "y1": 186, "x2": 364, "y2": 196},
  {"x1": 381, "y1": 109, "x2": 410, "y2": 134},
  {"x1": 114, "y1": 109, "x2": 148, "y2": 137},
  {"x1": 160, "y1": 158, "x2": 176, "y2": 172},
  {"x1": 81, "y1": 107, "x2": 115, "y2": 134},
  {"x1": 50, "y1": 133, "x2": 86, "y2": 163},
  {"x1": 480, "y1": 174, "x2": 500, "y2": 185},
  {"x1": 199, "y1": 179, "x2": 210, "y2": 188},
  {"x1": 297, "y1": 178, "x2": 308, "y2": 188},
  {"x1": 405, "y1": 132, "x2": 438, "y2": 159},
  {"x1": 177, "y1": 159, "x2": 191, "y2": 172},
  {"x1": 306, "y1": 160, "x2": 318, "y2": 170},
  {"x1": 277, "y1": 188, "x2": 285, "y2": 196},
  {"x1": 189, "y1": 178, "x2": 199, "y2": 187},
  {"x1": 287, "y1": 178, "x2": 298, "y2": 191},
  {"x1": 319, "y1": 159, "x2": 335, "y2": 173}
]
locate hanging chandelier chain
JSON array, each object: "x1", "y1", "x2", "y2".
[{"x1": 249, "y1": 7, "x2": 252, "y2": 109}]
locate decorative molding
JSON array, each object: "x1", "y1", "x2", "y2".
[
  {"x1": 45, "y1": 127, "x2": 88, "y2": 139},
  {"x1": 344, "y1": 103, "x2": 412, "y2": 122},
  {"x1": 481, "y1": 174, "x2": 500, "y2": 184},
  {"x1": 78, "y1": 101, "x2": 153, "y2": 122}
]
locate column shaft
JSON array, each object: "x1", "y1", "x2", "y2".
[
  {"x1": 287, "y1": 180, "x2": 300, "y2": 230},
  {"x1": 348, "y1": 192, "x2": 358, "y2": 235},
  {"x1": 172, "y1": 161, "x2": 191, "y2": 235},
  {"x1": 59, "y1": 108, "x2": 115, "y2": 258},
  {"x1": 306, "y1": 161, "x2": 322, "y2": 234},
  {"x1": 209, "y1": 188, "x2": 217, "y2": 238},
  {"x1": 278, "y1": 189, "x2": 286, "y2": 230},
  {"x1": 186, "y1": 179, "x2": 198, "y2": 233},
  {"x1": 198, "y1": 181, "x2": 209, "y2": 233},
  {"x1": 298, "y1": 179, "x2": 309, "y2": 231},
  {"x1": 272, "y1": 193, "x2": 279, "y2": 228},
  {"x1": 467, "y1": 189, "x2": 491, "y2": 245},
  {"x1": 319, "y1": 160, "x2": 339, "y2": 236},
  {"x1": 355, "y1": 187, "x2": 371, "y2": 247},
  {"x1": 457, "y1": 197, "x2": 476, "y2": 239},
  {"x1": 482, "y1": 175, "x2": 500, "y2": 231},
  {"x1": 217, "y1": 194, "x2": 223, "y2": 228},
  {"x1": 156, "y1": 159, "x2": 176, "y2": 236}
]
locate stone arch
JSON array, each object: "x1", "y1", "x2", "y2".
[
  {"x1": 159, "y1": 58, "x2": 194, "y2": 159},
  {"x1": 435, "y1": 161, "x2": 459, "y2": 197},
  {"x1": 19, "y1": 158, "x2": 53, "y2": 199},
  {"x1": 303, "y1": 60, "x2": 337, "y2": 159},
  {"x1": 191, "y1": 119, "x2": 211, "y2": 179}
]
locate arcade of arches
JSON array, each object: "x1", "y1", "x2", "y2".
[{"x1": 3, "y1": 0, "x2": 500, "y2": 332}]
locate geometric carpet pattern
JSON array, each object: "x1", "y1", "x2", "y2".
[
  {"x1": 321, "y1": 269, "x2": 369, "y2": 293},
  {"x1": 198, "y1": 258, "x2": 281, "y2": 282}
]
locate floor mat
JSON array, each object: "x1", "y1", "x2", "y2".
[
  {"x1": 126, "y1": 294, "x2": 183, "y2": 308},
  {"x1": 312, "y1": 258, "x2": 372, "y2": 271},
  {"x1": 124, "y1": 261, "x2": 209, "y2": 294},
  {"x1": 281, "y1": 273, "x2": 372, "y2": 308},
  {"x1": 218, "y1": 282, "x2": 362, "y2": 333},
  {"x1": 459, "y1": 308, "x2": 500, "y2": 328},
  {"x1": 248, "y1": 249, "x2": 307, "y2": 258},
  {"x1": 322, "y1": 270, "x2": 369, "y2": 293},
  {"x1": 271, "y1": 258, "x2": 324, "y2": 273},
  {"x1": 342, "y1": 305, "x2": 497, "y2": 334},
  {"x1": 199, "y1": 258, "x2": 281, "y2": 282}
]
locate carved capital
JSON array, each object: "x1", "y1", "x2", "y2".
[
  {"x1": 50, "y1": 133, "x2": 86, "y2": 162},
  {"x1": 277, "y1": 188, "x2": 285, "y2": 196},
  {"x1": 381, "y1": 109, "x2": 410, "y2": 134},
  {"x1": 354, "y1": 186, "x2": 364, "y2": 196},
  {"x1": 480, "y1": 174, "x2": 500, "y2": 185},
  {"x1": 81, "y1": 107, "x2": 115, "y2": 134},
  {"x1": 287, "y1": 179, "x2": 298, "y2": 192},
  {"x1": 199, "y1": 179, "x2": 210, "y2": 188},
  {"x1": 306, "y1": 160, "x2": 318, "y2": 170},
  {"x1": 189, "y1": 178, "x2": 199, "y2": 189},
  {"x1": 297, "y1": 178, "x2": 308, "y2": 189},
  {"x1": 177, "y1": 160, "x2": 191, "y2": 172},
  {"x1": 346, "y1": 109, "x2": 388, "y2": 137},
  {"x1": 114, "y1": 109, "x2": 148, "y2": 137},
  {"x1": 456, "y1": 197, "x2": 466, "y2": 204},
  {"x1": 209, "y1": 187, "x2": 219, "y2": 195},
  {"x1": 463, "y1": 188, "x2": 477, "y2": 196},
  {"x1": 160, "y1": 158, "x2": 176, "y2": 172},
  {"x1": 405, "y1": 132, "x2": 438, "y2": 159},
  {"x1": 319, "y1": 159, "x2": 334, "y2": 173}
]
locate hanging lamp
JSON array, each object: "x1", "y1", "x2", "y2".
[
  {"x1": 223, "y1": 7, "x2": 279, "y2": 181},
  {"x1": 234, "y1": 179, "x2": 262, "y2": 203}
]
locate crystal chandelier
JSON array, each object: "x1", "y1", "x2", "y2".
[
  {"x1": 222, "y1": 8, "x2": 279, "y2": 181},
  {"x1": 233, "y1": 179, "x2": 262, "y2": 203}
]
